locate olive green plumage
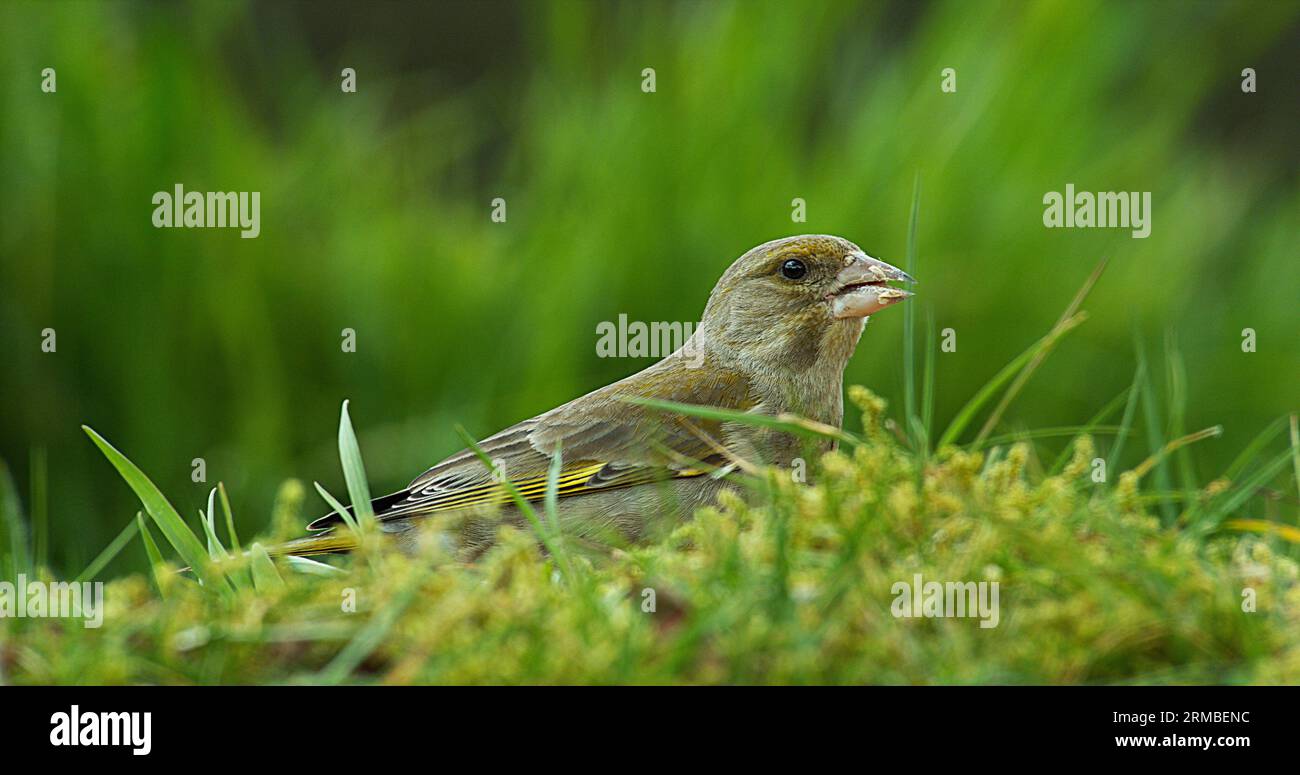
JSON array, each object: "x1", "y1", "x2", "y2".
[{"x1": 283, "y1": 234, "x2": 914, "y2": 559}]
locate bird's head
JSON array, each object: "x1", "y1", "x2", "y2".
[{"x1": 699, "y1": 234, "x2": 915, "y2": 374}]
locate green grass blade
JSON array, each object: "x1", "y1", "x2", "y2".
[
  {"x1": 0, "y1": 460, "x2": 30, "y2": 579},
  {"x1": 1223, "y1": 519, "x2": 1300, "y2": 544},
  {"x1": 285, "y1": 555, "x2": 347, "y2": 577},
  {"x1": 454, "y1": 424, "x2": 573, "y2": 579},
  {"x1": 1291, "y1": 414, "x2": 1300, "y2": 506},
  {"x1": 75, "y1": 516, "x2": 140, "y2": 583},
  {"x1": 82, "y1": 425, "x2": 213, "y2": 580},
  {"x1": 979, "y1": 425, "x2": 1129, "y2": 451},
  {"x1": 200, "y1": 489, "x2": 251, "y2": 591},
  {"x1": 313, "y1": 481, "x2": 360, "y2": 535},
  {"x1": 625, "y1": 397, "x2": 861, "y2": 446},
  {"x1": 973, "y1": 257, "x2": 1107, "y2": 446},
  {"x1": 1049, "y1": 386, "x2": 1130, "y2": 473},
  {"x1": 903, "y1": 174, "x2": 920, "y2": 447},
  {"x1": 201, "y1": 489, "x2": 229, "y2": 560},
  {"x1": 218, "y1": 482, "x2": 241, "y2": 553},
  {"x1": 1106, "y1": 358, "x2": 1147, "y2": 475},
  {"x1": 921, "y1": 308, "x2": 936, "y2": 454},
  {"x1": 936, "y1": 312, "x2": 1087, "y2": 449},
  {"x1": 338, "y1": 400, "x2": 376, "y2": 527},
  {"x1": 30, "y1": 447, "x2": 48, "y2": 573},
  {"x1": 1134, "y1": 340, "x2": 1176, "y2": 524},
  {"x1": 137, "y1": 512, "x2": 167, "y2": 597},
  {"x1": 540, "y1": 440, "x2": 578, "y2": 582},
  {"x1": 312, "y1": 481, "x2": 375, "y2": 571},
  {"x1": 1222, "y1": 415, "x2": 1289, "y2": 483},
  {"x1": 1132, "y1": 426, "x2": 1222, "y2": 480},
  {"x1": 1197, "y1": 448, "x2": 1295, "y2": 533},
  {"x1": 543, "y1": 441, "x2": 564, "y2": 538},
  {"x1": 317, "y1": 578, "x2": 419, "y2": 685},
  {"x1": 1164, "y1": 329, "x2": 1200, "y2": 503},
  {"x1": 249, "y1": 542, "x2": 285, "y2": 592},
  {"x1": 452, "y1": 425, "x2": 549, "y2": 536}
]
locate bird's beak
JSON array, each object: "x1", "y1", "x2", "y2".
[{"x1": 829, "y1": 252, "x2": 916, "y2": 319}]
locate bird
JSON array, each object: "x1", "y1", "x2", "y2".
[{"x1": 280, "y1": 234, "x2": 914, "y2": 560}]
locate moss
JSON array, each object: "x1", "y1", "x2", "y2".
[{"x1": 3, "y1": 400, "x2": 1297, "y2": 685}]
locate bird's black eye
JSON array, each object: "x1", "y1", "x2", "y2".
[{"x1": 780, "y1": 258, "x2": 807, "y2": 280}]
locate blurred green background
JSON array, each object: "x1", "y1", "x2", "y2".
[{"x1": 1, "y1": 0, "x2": 1296, "y2": 574}]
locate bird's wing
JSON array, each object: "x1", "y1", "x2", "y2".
[{"x1": 306, "y1": 360, "x2": 754, "y2": 530}]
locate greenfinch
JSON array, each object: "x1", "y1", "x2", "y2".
[{"x1": 284, "y1": 234, "x2": 913, "y2": 558}]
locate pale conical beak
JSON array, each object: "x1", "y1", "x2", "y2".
[{"x1": 829, "y1": 253, "x2": 916, "y2": 319}]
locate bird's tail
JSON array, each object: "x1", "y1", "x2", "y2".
[
  {"x1": 177, "y1": 531, "x2": 358, "y2": 574},
  {"x1": 269, "y1": 531, "x2": 359, "y2": 558},
  {"x1": 271, "y1": 488, "x2": 412, "y2": 557}
]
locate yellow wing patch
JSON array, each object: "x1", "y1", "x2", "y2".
[
  {"x1": 412, "y1": 462, "x2": 606, "y2": 514},
  {"x1": 404, "y1": 461, "x2": 706, "y2": 515}
]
